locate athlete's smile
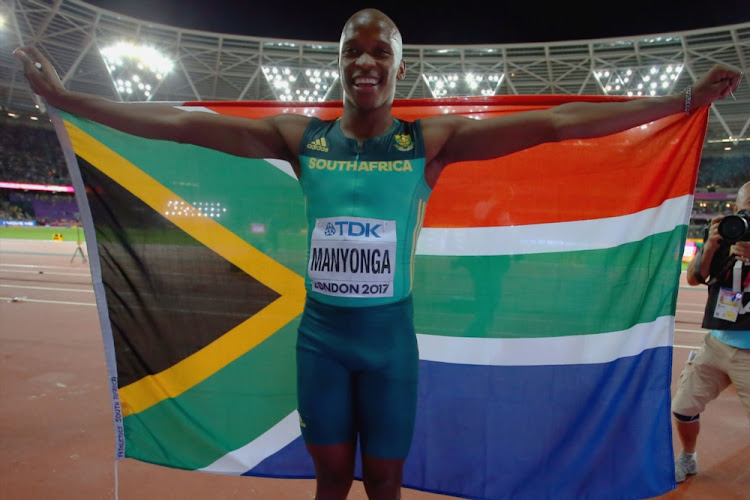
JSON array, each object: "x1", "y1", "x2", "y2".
[{"x1": 352, "y1": 75, "x2": 381, "y2": 91}]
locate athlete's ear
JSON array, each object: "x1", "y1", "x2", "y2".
[{"x1": 397, "y1": 60, "x2": 406, "y2": 80}]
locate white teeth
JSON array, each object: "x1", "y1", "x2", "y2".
[{"x1": 354, "y1": 77, "x2": 378, "y2": 85}]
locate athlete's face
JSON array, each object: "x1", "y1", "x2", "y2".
[{"x1": 339, "y1": 13, "x2": 405, "y2": 112}]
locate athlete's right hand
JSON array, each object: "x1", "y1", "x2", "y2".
[{"x1": 13, "y1": 46, "x2": 67, "y2": 102}]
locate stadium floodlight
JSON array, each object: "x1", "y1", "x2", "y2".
[
  {"x1": 164, "y1": 200, "x2": 226, "y2": 219},
  {"x1": 594, "y1": 65, "x2": 683, "y2": 97},
  {"x1": 99, "y1": 42, "x2": 174, "y2": 102},
  {"x1": 262, "y1": 66, "x2": 339, "y2": 102},
  {"x1": 422, "y1": 72, "x2": 504, "y2": 98}
]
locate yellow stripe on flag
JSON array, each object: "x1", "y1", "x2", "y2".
[{"x1": 64, "y1": 121, "x2": 305, "y2": 416}]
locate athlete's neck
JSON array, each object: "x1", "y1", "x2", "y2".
[{"x1": 340, "y1": 106, "x2": 395, "y2": 143}]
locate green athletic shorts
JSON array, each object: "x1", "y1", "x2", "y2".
[{"x1": 296, "y1": 295, "x2": 419, "y2": 459}]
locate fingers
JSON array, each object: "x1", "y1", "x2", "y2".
[
  {"x1": 718, "y1": 67, "x2": 742, "y2": 98},
  {"x1": 709, "y1": 64, "x2": 741, "y2": 82},
  {"x1": 14, "y1": 46, "x2": 48, "y2": 74},
  {"x1": 695, "y1": 64, "x2": 742, "y2": 104},
  {"x1": 13, "y1": 46, "x2": 44, "y2": 82},
  {"x1": 730, "y1": 71, "x2": 743, "y2": 98},
  {"x1": 24, "y1": 46, "x2": 50, "y2": 73},
  {"x1": 718, "y1": 72, "x2": 740, "y2": 99},
  {"x1": 13, "y1": 47, "x2": 35, "y2": 72},
  {"x1": 733, "y1": 242, "x2": 750, "y2": 263},
  {"x1": 13, "y1": 46, "x2": 64, "y2": 99}
]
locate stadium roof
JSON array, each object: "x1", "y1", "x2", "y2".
[{"x1": 1, "y1": 0, "x2": 749, "y2": 147}]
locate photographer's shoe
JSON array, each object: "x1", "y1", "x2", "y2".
[{"x1": 675, "y1": 451, "x2": 698, "y2": 483}]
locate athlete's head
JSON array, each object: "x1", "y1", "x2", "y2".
[{"x1": 338, "y1": 9, "x2": 405, "y2": 112}]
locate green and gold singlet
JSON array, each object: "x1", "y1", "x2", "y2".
[{"x1": 299, "y1": 117, "x2": 432, "y2": 307}]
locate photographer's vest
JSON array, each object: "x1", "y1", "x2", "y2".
[
  {"x1": 701, "y1": 243, "x2": 750, "y2": 331},
  {"x1": 298, "y1": 117, "x2": 431, "y2": 307}
]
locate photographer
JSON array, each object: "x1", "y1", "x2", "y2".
[{"x1": 672, "y1": 181, "x2": 750, "y2": 483}]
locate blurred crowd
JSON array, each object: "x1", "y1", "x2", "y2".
[
  {"x1": 1, "y1": 120, "x2": 69, "y2": 185},
  {"x1": 696, "y1": 155, "x2": 750, "y2": 190}
]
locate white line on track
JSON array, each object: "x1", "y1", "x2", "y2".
[
  {"x1": 0, "y1": 269, "x2": 90, "y2": 277},
  {"x1": 674, "y1": 328, "x2": 707, "y2": 334},
  {"x1": 0, "y1": 296, "x2": 96, "y2": 307},
  {"x1": 0, "y1": 263, "x2": 87, "y2": 270},
  {"x1": 0, "y1": 284, "x2": 93, "y2": 293}
]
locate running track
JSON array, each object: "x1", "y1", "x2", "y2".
[{"x1": 1, "y1": 239, "x2": 747, "y2": 499}]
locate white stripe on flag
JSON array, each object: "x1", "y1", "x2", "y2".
[
  {"x1": 416, "y1": 195, "x2": 692, "y2": 256},
  {"x1": 199, "y1": 411, "x2": 301, "y2": 475},
  {"x1": 175, "y1": 105, "x2": 217, "y2": 113},
  {"x1": 416, "y1": 315, "x2": 675, "y2": 366},
  {"x1": 263, "y1": 158, "x2": 298, "y2": 179}
]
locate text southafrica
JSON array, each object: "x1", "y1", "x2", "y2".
[{"x1": 307, "y1": 158, "x2": 413, "y2": 172}]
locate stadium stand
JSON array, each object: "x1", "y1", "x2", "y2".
[{"x1": 0, "y1": 118, "x2": 747, "y2": 229}]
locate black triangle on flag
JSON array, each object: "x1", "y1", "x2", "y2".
[{"x1": 77, "y1": 156, "x2": 281, "y2": 388}]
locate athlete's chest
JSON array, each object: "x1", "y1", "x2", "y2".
[{"x1": 299, "y1": 126, "x2": 426, "y2": 209}]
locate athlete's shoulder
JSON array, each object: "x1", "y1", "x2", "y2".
[
  {"x1": 261, "y1": 114, "x2": 314, "y2": 160},
  {"x1": 268, "y1": 112, "x2": 314, "y2": 128},
  {"x1": 419, "y1": 114, "x2": 469, "y2": 157},
  {"x1": 420, "y1": 113, "x2": 471, "y2": 130},
  {"x1": 301, "y1": 116, "x2": 340, "y2": 134}
]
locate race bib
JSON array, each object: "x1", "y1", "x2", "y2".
[{"x1": 308, "y1": 216, "x2": 396, "y2": 298}]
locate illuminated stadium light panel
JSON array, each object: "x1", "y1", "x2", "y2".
[
  {"x1": 2, "y1": 1, "x2": 746, "y2": 143},
  {"x1": 594, "y1": 65, "x2": 683, "y2": 97},
  {"x1": 164, "y1": 200, "x2": 226, "y2": 218},
  {"x1": 262, "y1": 66, "x2": 339, "y2": 102},
  {"x1": 100, "y1": 43, "x2": 174, "y2": 102},
  {"x1": 423, "y1": 73, "x2": 504, "y2": 98}
]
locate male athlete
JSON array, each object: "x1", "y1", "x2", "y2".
[{"x1": 15, "y1": 8, "x2": 741, "y2": 500}]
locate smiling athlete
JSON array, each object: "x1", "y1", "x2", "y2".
[{"x1": 15, "y1": 8, "x2": 742, "y2": 500}]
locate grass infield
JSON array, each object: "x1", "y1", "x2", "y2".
[{"x1": 0, "y1": 225, "x2": 85, "y2": 242}]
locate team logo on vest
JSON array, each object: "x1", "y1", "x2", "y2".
[
  {"x1": 306, "y1": 137, "x2": 329, "y2": 152},
  {"x1": 394, "y1": 134, "x2": 413, "y2": 151}
]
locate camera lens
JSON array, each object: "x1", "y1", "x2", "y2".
[{"x1": 718, "y1": 214, "x2": 749, "y2": 243}]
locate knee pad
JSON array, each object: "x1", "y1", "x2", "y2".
[{"x1": 673, "y1": 411, "x2": 700, "y2": 423}]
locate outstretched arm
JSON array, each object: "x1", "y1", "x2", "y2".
[
  {"x1": 14, "y1": 46, "x2": 308, "y2": 166},
  {"x1": 424, "y1": 64, "x2": 741, "y2": 177}
]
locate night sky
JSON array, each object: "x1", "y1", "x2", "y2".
[{"x1": 84, "y1": 0, "x2": 750, "y2": 45}]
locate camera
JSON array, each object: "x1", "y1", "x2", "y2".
[{"x1": 718, "y1": 209, "x2": 750, "y2": 244}]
